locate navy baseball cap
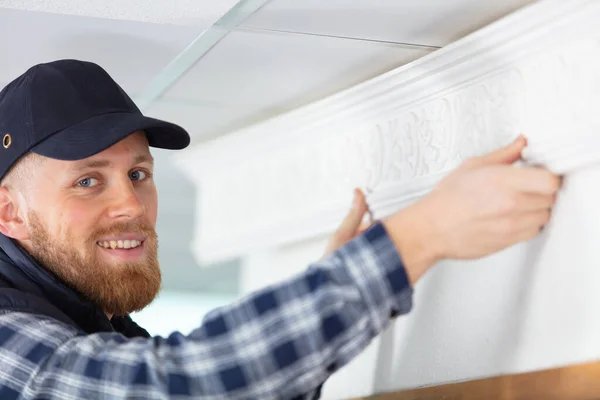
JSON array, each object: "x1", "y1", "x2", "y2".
[{"x1": 0, "y1": 59, "x2": 190, "y2": 180}]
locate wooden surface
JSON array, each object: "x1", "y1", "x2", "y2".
[{"x1": 355, "y1": 361, "x2": 600, "y2": 400}]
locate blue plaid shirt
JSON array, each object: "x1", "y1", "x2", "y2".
[{"x1": 0, "y1": 222, "x2": 413, "y2": 399}]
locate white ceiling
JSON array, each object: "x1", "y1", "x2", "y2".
[
  {"x1": 0, "y1": 0, "x2": 240, "y2": 26},
  {"x1": 240, "y1": 0, "x2": 538, "y2": 47},
  {"x1": 0, "y1": 0, "x2": 538, "y2": 294},
  {"x1": 0, "y1": 8, "x2": 200, "y2": 93},
  {"x1": 150, "y1": 31, "x2": 432, "y2": 138}
]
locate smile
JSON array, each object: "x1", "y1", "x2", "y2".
[{"x1": 96, "y1": 240, "x2": 143, "y2": 249}]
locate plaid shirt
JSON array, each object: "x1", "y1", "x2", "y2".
[{"x1": 0, "y1": 222, "x2": 413, "y2": 399}]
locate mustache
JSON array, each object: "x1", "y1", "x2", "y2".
[{"x1": 90, "y1": 220, "x2": 157, "y2": 241}]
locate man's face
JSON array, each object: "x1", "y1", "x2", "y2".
[{"x1": 22, "y1": 131, "x2": 160, "y2": 316}]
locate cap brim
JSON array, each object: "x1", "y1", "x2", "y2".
[{"x1": 30, "y1": 112, "x2": 190, "y2": 160}]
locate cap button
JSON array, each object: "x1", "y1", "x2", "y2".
[{"x1": 2, "y1": 133, "x2": 11, "y2": 149}]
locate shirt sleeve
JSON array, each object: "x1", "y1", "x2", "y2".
[{"x1": 2, "y1": 222, "x2": 413, "y2": 399}]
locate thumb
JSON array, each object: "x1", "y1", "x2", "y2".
[
  {"x1": 335, "y1": 188, "x2": 368, "y2": 240},
  {"x1": 475, "y1": 135, "x2": 527, "y2": 166}
]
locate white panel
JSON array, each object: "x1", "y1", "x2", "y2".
[
  {"x1": 162, "y1": 29, "x2": 432, "y2": 116},
  {"x1": 0, "y1": 0, "x2": 240, "y2": 26},
  {"x1": 0, "y1": 8, "x2": 199, "y2": 95},
  {"x1": 241, "y1": 0, "x2": 537, "y2": 46}
]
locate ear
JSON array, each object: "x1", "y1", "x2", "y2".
[{"x1": 0, "y1": 187, "x2": 30, "y2": 241}]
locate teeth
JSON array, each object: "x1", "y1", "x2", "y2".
[{"x1": 97, "y1": 240, "x2": 142, "y2": 249}]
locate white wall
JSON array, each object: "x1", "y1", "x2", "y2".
[
  {"x1": 239, "y1": 164, "x2": 600, "y2": 399},
  {"x1": 376, "y1": 165, "x2": 600, "y2": 392},
  {"x1": 508, "y1": 166, "x2": 600, "y2": 372}
]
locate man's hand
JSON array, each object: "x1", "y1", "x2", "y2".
[
  {"x1": 324, "y1": 188, "x2": 370, "y2": 255},
  {"x1": 383, "y1": 135, "x2": 562, "y2": 284}
]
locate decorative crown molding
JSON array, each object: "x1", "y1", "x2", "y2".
[{"x1": 171, "y1": 0, "x2": 600, "y2": 263}]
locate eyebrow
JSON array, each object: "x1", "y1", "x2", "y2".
[{"x1": 73, "y1": 154, "x2": 154, "y2": 170}]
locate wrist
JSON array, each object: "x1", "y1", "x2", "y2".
[{"x1": 382, "y1": 202, "x2": 440, "y2": 285}]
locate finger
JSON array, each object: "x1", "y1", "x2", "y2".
[
  {"x1": 503, "y1": 209, "x2": 552, "y2": 245},
  {"x1": 505, "y1": 167, "x2": 562, "y2": 195},
  {"x1": 512, "y1": 225, "x2": 544, "y2": 243},
  {"x1": 335, "y1": 188, "x2": 368, "y2": 240},
  {"x1": 512, "y1": 193, "x2": 557, "y2": 212},
  {"x1": 473, "y1": 135, "x2": 527, "y2": 166},
  {"x1": 515, "y1": 209, "x2": 552, "y2": 231}
]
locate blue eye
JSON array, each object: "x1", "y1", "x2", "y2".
[
  {"x1": 78, "y1": 177, "x2": 98, "y2": 187},
  {"x1": 130, "y1": 170, "x2": 146, "y2": 181}
]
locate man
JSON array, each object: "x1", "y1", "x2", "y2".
[{"x1": 0, "y1": 60, "x2": 560, "y2": 399}]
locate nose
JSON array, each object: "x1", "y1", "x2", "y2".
[{"x1": 106, "y1": 179, "x2": 146, "y2": 220}]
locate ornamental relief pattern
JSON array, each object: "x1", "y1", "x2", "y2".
[
  {"x1": 337, "y1": 67, "x2": 525, "y2": 193},
  {"x1": 199, "y1": 34, "x2": 600, "y2": 242}
]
